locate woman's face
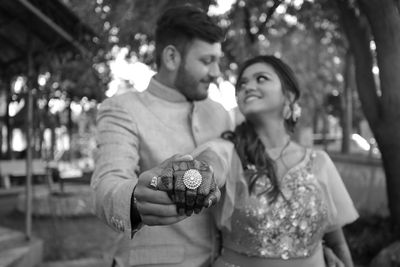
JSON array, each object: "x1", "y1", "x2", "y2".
[{"x1": 236, "y1": 62, "x2": 286, "y2": 118}]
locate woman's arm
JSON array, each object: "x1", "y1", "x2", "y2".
[
  {"x1": 191, "y1": 139, "x2": 235, "y2": 188},
  {"x1": 194, "y1": 148, "x2": 229, "y2": 188},
  {"x1": 323, "y1": 228, "x2": 354, "y2": 267}
]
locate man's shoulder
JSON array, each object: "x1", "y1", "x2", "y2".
[
  {"x1": 198, "y1": 98, "x2": 228, "y2": 113},
  {"x1": 101, "y1": 91, "x2": 146, "y2": 108}
]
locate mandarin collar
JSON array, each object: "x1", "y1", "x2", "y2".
[{"x1": 147, "y1": 77, "x2": 189, "y2": 103}]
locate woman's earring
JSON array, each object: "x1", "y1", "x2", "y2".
[
  {"x1": 282, "y1": 104, "x2": 292, "y2": 120},
  {"x1": 291, "y1": 103, "x2": 302, "y2": 122}
]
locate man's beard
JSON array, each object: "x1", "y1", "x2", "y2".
[{"x1": 174, "y1": 64, "x2": 209, "y2": 101}]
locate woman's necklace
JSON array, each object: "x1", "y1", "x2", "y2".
[{"x1": 266, "y1": 138, "x2": 291, "y2": 161}]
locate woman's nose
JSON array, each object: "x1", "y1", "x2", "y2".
[{"x1": 244, "y1": 81, "x2": 257, "y2": 92}]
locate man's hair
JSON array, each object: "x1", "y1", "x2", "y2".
[{"x1": 155, "y1": 5, "x2": 224, "y2": 69}]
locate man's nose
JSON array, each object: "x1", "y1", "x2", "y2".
[{"x1": 209, "y1": 62, "x2": 220, "y2": 78}]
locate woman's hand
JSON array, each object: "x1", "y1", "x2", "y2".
[{"x1": 154, "y1": 158, "x2": 220, "y2": 216}]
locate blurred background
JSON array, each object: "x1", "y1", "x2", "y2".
[{"x1": 0, "y1": 0, "x2": 399, "y2": 266}]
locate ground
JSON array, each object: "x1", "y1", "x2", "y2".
[{"x1": 0, "y1": 187, "x2": 119, "y2": 263}]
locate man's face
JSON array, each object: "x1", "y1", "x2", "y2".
[{"x1": 174, "y1": 39, "x2": 222, "y2": 101}]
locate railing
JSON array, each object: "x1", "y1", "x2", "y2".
[{"x1": 0, "y1": 159, "x2": 50, "y2": 189}]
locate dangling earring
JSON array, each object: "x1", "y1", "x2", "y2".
[
  {"x1": 282, "y1": 104, "x2": 292, "y2": 120},
  {"x1": 283, "y1": 102, "x2": 302, "y2": 121},
  {"x1": 291, "y1": 102, "x2": 302, "y2": 122}
]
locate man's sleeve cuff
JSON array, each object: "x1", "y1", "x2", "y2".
[{"x1": 130, "y1": 185, "x2": 144, "y2": 238}]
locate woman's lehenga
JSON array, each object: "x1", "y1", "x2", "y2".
[{"x1": 212, "y1": 148, "x2": 358, "y2": 267}]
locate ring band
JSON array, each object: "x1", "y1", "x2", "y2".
[
  {"x1": 182, "y1": 169, "x2": 202, "y2": 190},
  {"x1": 149, "y1": 176, "x2": 158, "y2": 189}
]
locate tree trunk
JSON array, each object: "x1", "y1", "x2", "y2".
[
  {"x1": 5, "y1": 76, "x2": 12, "y2": 159},
  {"x1": 67, "y1": 101, "x2": 73, "y2": 161},
  {"x1": 337, "y1": 0, "x2": 400, "y2": 236},
  {"x1": 341, "y1": 51, "x2": 352, "y2": 153},
  {"x1": 359, "y1": 0, "x2": 400, "y2": 237}
]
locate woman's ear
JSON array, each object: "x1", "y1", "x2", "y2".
[
  {"x1": 284, "y1": 91, "x2": 296, "y2": 104},
  {"x1": 161, "y1": 45, "x2": 181, "y2": 71}
]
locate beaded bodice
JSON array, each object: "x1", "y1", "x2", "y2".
[{"x1": 223, "y1": 150, "x2": 329, "y2": 260}]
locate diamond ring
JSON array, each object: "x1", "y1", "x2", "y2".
[
  {"x1": 182, "y1": 169, "x2": 202, "y2": 190},
  {"x1": 149, "y1": 176, "x2": 158, "y2": 189}
]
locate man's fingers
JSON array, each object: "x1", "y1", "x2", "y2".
[
  {"x1": 134, "y1": 187, "x2": 174, "y2": 205},
  {"x1": 141, "y1": 215, "x2": 187, "y2": 226},
  {"x1": 137, "y1": 202, "x2": 180, "y2": 217}
]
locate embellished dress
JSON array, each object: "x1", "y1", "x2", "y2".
[{"x1": 193, "y1": 139, "x2": 359, "y2": 267}]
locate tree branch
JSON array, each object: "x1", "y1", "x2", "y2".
[
  {"x1": 256, "y1": 0, "x2": 282, "y2": 36},
  {"x1": 242, "y1": 5, "x2": 256, "y2": 44}
]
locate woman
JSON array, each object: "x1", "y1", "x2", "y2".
[{"x1": 159, "y1": 55, "x2": 358, "y2": 267}]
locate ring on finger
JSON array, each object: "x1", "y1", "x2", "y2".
[
  {"x1": 182, "y1": 169, "x2": 202, "y2": 190},
  {"x1": 149, "y1": 176, "x2": 159, "y2": 190}
]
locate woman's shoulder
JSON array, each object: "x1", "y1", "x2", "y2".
[
  {"x1": 285, "y1": 145, "x2": 334, "y2": 175},
  {"x1": 308, "y1": 147, "x2": 332, "y2": 166},
  {"x1": 306, "y1": 148, "x2": 342, "y2": 184}
]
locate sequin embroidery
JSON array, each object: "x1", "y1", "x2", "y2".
[{"x1": 224, "y1": 150, "x2": 328, "y2": 259}]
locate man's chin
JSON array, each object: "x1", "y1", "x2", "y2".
[
  {"x1": 192, "y1": 85, "x2": 208, "y2": 100},
  {"x1": 189, "y1": 90, "x2": 207, "y2": 101},
  {"x1": 193, "y1": 93, "x2": 208, "y2": 101}
]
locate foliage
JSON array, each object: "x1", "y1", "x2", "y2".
[
  {"x1": 4, "y1": 0, "x2": 370, "y2": 155},
  {"x1": 217, "y1": 0, "x2": 348, "y2": 127},
  {"x1": 344, "y1": 216, "x2": 396, "y2": 265},
  {"x1": 57, "y1": 0, "x2": 358, "y2": 129}
]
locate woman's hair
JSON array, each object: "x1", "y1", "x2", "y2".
[
  {"x1": 223, "y1": 55, "x2": 301, "y2": 202},
  {"x1": 155, "y1": 5, "x2": 224, "y2": 69}
]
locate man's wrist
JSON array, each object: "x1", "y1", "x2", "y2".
[{"x1": 130, "y1": 185, "x2": 143, "y2": 238}]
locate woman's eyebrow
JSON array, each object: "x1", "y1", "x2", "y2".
[{"x1": 252, "y1": 71, "x2": 271, "y2": 77}]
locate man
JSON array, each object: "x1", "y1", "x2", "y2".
[{"x1": 91, "y1": 5, "x2": 231, "y2": 266}]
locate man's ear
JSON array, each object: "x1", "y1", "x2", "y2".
[{"x1": 161, "y1": 45, "x2": 181, "y2": 71}]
